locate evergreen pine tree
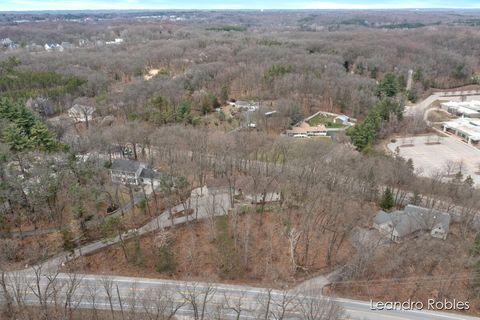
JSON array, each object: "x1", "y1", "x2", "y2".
[{"x1": 380, "y1": 188, "x2": 395, "y2": 210}]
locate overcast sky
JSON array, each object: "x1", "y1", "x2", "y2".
[{"x1": 1, "y1": 0, "x2": 480, "y2": 11}]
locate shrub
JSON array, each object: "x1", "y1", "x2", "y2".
[
  {"x1": 0, "y1": 239, "x2": 21, "y2": 261},
  {"x1": 155, "y1": 244, "x2": 176, "y2": 273}
]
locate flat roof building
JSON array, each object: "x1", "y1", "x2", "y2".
[
  {"x1": 442, "y1": 118, "x2": 480, "y2": 145},
  {"x1": 441, "y1": 101, "x2": 480, "y2": 118}
]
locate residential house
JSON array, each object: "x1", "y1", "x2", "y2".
[
  {"x1": 111, "y1": 159, "x2": 145, "y2": 185},
  {"x1": 110, "y1": 159, "x2": 163, "y2": 187},
  {"x1": 286, "y1": 122, "x2": 327, "y2": 138},
  {"x1": 228, "y1": 100, "x2": 259, "y2": 111},
  {"x1": 139, "y1": 167, "x2": 164, "y2": 187},
  {"x1": 373, "y1": 204, "x2": 451, "y2": 242},
  {"x1": 1, "y1": 38, "x2": 16, "y2": 49},
  {"x1": 1, "y1": 38, "x2": 13, "y2": 47},
  {"x1": 106, "y1": 38, "x2": 124, "y2": 45},
  {"x1": 44, "y1": 43, "x2": 63, "y2": 52},
  {"x1": 246, "y1": 192, "x2": 282, "y2": 204}
]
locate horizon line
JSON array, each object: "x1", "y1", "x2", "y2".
[{"x1": 2, "y1": 7, "x2": 480, "y2": 12}]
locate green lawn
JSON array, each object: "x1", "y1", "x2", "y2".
[{"x1": 307, "y1": 114, "x2": 345, "y2": 128}]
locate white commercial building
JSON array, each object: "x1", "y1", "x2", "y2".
[
  {"x1": 442, "y1": 118, "x2": 480, "y2": 145},
  {"x1": 441, "y1": 101, "x2": 480, "y2": 118}
]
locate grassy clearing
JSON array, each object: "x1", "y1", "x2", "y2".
[{"x1": 307, "y1": 114, "x2": 345, "y2": 128}]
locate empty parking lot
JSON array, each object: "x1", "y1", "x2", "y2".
[{"x1": 388, "y1": 135, "x2": 480, "y2": 185}]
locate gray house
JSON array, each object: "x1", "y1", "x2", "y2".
[
  {"x1": 110, "y1": 159, "x2": 162, "y2": 186},
  {"x1": 373, "y1": 204, "x2": 451, "y2": 242}
]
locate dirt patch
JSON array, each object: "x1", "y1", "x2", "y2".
[
  {"x1": 173, "y1": 208, "x2": 194, "y2": 218},
  {"x1": 144, "y1": 68, "x2": 160, "y2": 80},
  {"x1": 427, "y1": 109, "x2": 454, "y2": 123},
  {"x1": 0, "y1": 231, "x2": 64, "y2": 271}
]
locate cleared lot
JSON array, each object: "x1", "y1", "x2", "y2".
[{"x1": 388, "y1": 135, "x2": 480, "y2": 185}]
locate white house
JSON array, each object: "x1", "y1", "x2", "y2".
[{"x1": 106, "y1": 38, "x2": 124, "y2": 45}]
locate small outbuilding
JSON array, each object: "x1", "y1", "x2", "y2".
[{"x1": 334, "y1": 115, "x2": 349, "y2": 125}]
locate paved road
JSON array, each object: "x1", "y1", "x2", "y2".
[
  {"x1": 405, "y1": 90, "x2": 480, "y2": 121},
  {"x1": 1, "y1": 272, "x2": 478, "y2": 320}
]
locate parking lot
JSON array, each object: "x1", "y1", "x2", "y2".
[{"x1": 388, "y1": 135, "x2": 480, "y2": 185}]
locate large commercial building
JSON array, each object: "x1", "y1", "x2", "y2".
[
  {"x1": 442, "y1": 118, "x2": 480, "y2": 145},
  {"x1": 440, "y1": 101, "x2": 480, "y2": 118}
]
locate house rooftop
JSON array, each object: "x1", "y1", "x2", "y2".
[
  {"x1": 139, "y1": 167, "x2": 164, "y2": 180},
  {"x1": 374, "y1": 204, "x2": 450, "y2": 238},
  {"x1": 111, "y1": 159, "x2": 145, "y2": 173},
  {"x1": 335, "y1": 115, "x2": 349, "y2": 121},
  {"x1": 403, "y1": 204, "x2": 451, "y2": 235},
  {"x1": 287, "y1": 121, "x2": 327, "y2": 135}
]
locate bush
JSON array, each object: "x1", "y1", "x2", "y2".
[
  {"x1": 129, "y1": 239, "x2": 144, "y2": 267},
  {"x1": 155, "y1": 244, "x2": 176, "y2": 273},
  {"x1": 0, "y1": 239, "x2": 21, "y2": 262},
  {"x1": 264, "y1": 64, "x2": 294, "y2": 82},
  {"x1": 215, "y1": 216, "x2": 242, "y2": 279},
  {"x1": 100, "y1": 216, "x2": 121, "y2": 238},
  {"x1": 61, "y1": 227, "x2": 75, "y2": 253},
  {"x1": 471, "y1": 234, "x2": 480, "y2": 257}
]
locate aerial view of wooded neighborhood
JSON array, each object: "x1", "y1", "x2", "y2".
[{"x1": 1, "y1": 4, "x2": 480, "y2": 320}]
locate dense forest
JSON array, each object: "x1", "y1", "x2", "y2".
[
  {"x1": 1, "y1": 10, "x2": 479, "y2": 123},
  {"x1": 1, "y1": 10, "x2": 480, "y2": 319}
]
